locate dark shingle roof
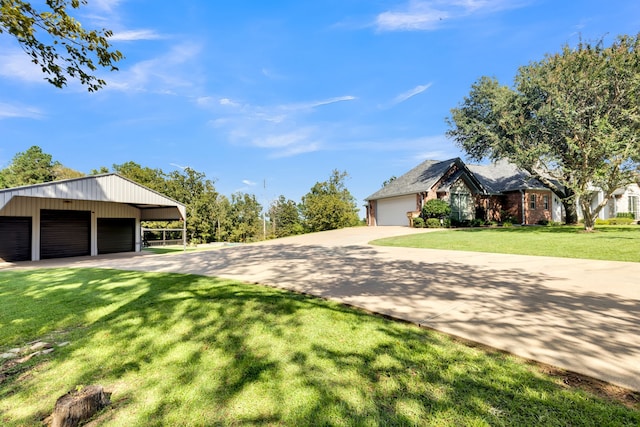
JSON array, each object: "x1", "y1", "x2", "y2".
[
  {"x1": 366, "y1": 158, "x2": 551, "y2": 201},
  {"x1": 365, "y1": 158, "x2": 459, "y2": 200},
  {"x1": 467, "y1": 160, "x2": 549, "y2": 193}
]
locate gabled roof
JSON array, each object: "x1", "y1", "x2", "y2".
[
  {"x1": 0, "y1": 174, "x2": 186, "y2": 220},
  {"x1": 467, "y1": 160, "x2": 549, "y2": 193},
  {"x1": 436, "y1": 168, "x2": 484, "y2": 194},
  {"x1": 366, "y1": 158, "x2": 552, "y2": 202},
  {"x1": 365, "y1": 158, "x2": 460, "y2": 201}
]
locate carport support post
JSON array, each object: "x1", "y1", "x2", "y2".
[{"x1": 182, "y1": 218, "x2": 187, "y2": 252}]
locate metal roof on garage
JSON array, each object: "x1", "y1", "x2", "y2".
[{"x1": 0, "y1": 174, "x2": 186, "y2": 220}]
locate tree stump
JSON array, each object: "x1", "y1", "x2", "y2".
[{"x1": 50, "y1": 385, "x2": 111, "y2": 427}]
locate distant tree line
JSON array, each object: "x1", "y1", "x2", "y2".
[{"x1": 0, "y1": 146, "x2": 361, "y2": 243}]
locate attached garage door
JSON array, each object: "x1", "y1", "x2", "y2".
[
  {"x1": 376, "y1": 195, "x2": 417, "y2": 226},
  {"x1": 0, "y1": 217, "x2": 32, "y2": 262},
  {"x1": 40, "y1": 210, "x2": 90, "y2": 259},
  {"x1": 98, "y1": 218, "x2": 135, "y2": 254}
]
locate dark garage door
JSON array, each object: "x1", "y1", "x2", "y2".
[
  {"x1": 40, "y1": 210, "x2": 90, "y2": 259},
  {"x1": 98, "y1": 218, "x2": 135, "y2": 254},
  {"x1": 0, "y1": 216, "x2": 32, "y2": 262}
]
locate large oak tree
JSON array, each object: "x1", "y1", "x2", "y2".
[{"x1": 447, "y1": 35, "x2": 640, "y2": 231}]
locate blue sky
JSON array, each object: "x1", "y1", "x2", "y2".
[{"x1": 1, "y1": 0, "x2": 638, "y2": 216}]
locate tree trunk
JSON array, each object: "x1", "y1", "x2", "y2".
[
  {"x1": 580, "y1": 199, "x2": 596, "y2": 232},
  {"x1": 562, "y1": 189, "x2": 579, "y2": 225},
  {"x1": 564, "y1": 201, "x2": 578, "y2": 225}
]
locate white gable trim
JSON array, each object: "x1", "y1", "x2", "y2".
[{"x1": 0, "y1": 174, "x2": 186, "y2": 220}]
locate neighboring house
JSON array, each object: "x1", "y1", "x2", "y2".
[
  {"x1": 365, "y1": 158, "x2": 560, "y2": 226},
  {"x1": 580, "y1": 183, "x2": 640, "y2": 221},
  {"x1": 0, "y1": 174, "x2": 186, "y2": 262}
]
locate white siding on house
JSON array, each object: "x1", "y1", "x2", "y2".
[
  {"x1": 552, "y1": 195, "x2": 564, "y2": 223},
  {"x1": 617, "y1": 184, "x2": 640, "y2": 219},
  {"x1": 376, "y1": 195, "x2": 417, "y2": 226},
  {"x1": 577, "y1": 184, "x2": 640, "y2": 221}
]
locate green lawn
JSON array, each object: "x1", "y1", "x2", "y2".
[
  {"x1": 371, "y1": 225, "x2": 640, "y2": 262},
  {"x1": 1, "y1": 269, "x2": 638, "y2": 426}
]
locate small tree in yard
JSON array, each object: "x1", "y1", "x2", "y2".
[
  {"x1": 300, "y1": 170, "x2": 360, "y2": 232},
  {"x1": 422, "y1": 199, "x2": 451, "y2": 219},
  {"x1": 269, "y1": 195, "x2": 303, "y2": 238}
]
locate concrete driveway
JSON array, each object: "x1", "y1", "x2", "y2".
[{"x1": 4, "y1": 226, "x2": 640, "y2": 392}]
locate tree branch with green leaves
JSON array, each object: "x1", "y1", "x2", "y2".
[{"x1": 0, "y1": 0, "x2": 123, "y2": 91}]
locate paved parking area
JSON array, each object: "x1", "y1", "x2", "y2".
[{"x1": 4, "y1": 226, "x2": 640, "y2": 391}]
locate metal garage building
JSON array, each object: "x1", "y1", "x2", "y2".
[{"x1": 0, "y1": 174, "x2": 186, "y2": 262}]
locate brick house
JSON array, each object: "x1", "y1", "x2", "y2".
[{"x1": 365, "y1": 158, "x2": 561, "y2": 226}]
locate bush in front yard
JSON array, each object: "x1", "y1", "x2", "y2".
[
  {"x1": 422, "y1": 199, "x2": 451, "y2": 219},
  {"x1": 616, "y1": 212, "x2": 635, "y2": 219},
  {"x1": 426, "y1": 218, "x2": 441, "y2": 228},
  {"x1": 413, "y1": 217, "x2": 425, "y2": 228},
  {"x1": 601, "y1": 217, "x2": 634, "y2": 225}
]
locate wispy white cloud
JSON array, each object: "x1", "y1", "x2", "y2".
[
  {"x1": 261, "y1": 68, "x2": 287, "y2": 80},
  {"x1": 170, "y1": 163, "x2": 188, "y2": 170},
  {"x1": 251, "y1": 131, "x2": 312, "y2": 149},
  {"x1": 219, "y1": 98, "x2": 241, "y2": 107},
  {"x1": 272, "y1": 142, "x2": 321, "y2": 158},
  {"x1": 375, "y1": 0, "x2": 529, "y2": 32},
  {"x1": 303, "y1": 96, "x2": 357, "y2": 109},
  {"x1": 0, "y1": 102, "x2": 44, "y2": 119},
  {"x1": 197, "y1": 94, "x2": 356, "y2": 157},
  {"x1": 110, "y1": 29, "x2": 164, "y2": 41},
  {"x1": 0, "y1": 49, "x2": 49, "y2": 85},
  {"x1": 230, "y1": 127, "x2": 322, "y2": 158},
  {"x1": 392, "y1": 83, "x2": 433, "y2": 105},
  {"x1": 377, "y1": 3, "x2": 447, "y2": 31},
  {"x1": 414, "y1": 149, "x2": 453, "y2": 161},
  {"x1": 90, "y1": 0, "x2": 123, "y2": 13},
  {"x1": 242, "y1": 179, "x2": 257, "y2": 186},
  {"x1": 339, "y1": 135, "x2": 451, "y2": 154},
  {"x1": 107, "y1": 43, "x2": 203, "y2": 93}
]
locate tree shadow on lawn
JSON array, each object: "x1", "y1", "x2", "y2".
[
  {"x1": 1, "y1": 249, "x2": 640, "y2": 425},
  {"x1": 1, "y1": 268, "x2": 639, "y2": 426},
  {"x1": 133, "y1": 243, "x2": 640, "y2": 391}
]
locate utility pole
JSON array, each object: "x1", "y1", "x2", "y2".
[{"x1": 263, "y1": 179, "x2": 267, "y2": 240}]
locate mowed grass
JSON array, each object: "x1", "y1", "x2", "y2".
[
  {"x1": 371, "y1": 225, "x2": 640, "y2": 262},
  {"x1": 1, "y1": 269, "x2": 638, "y2": 426},
  {"x1": 143, "y1": 243, "x2": 231, "y2": 255}
]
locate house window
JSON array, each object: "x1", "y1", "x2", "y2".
[
  {"x1": 630, "y1": 195, "x2": 639, "y2": 219},
  {"x1": 529, "y1": 194, "x2": 536, "y2": 209},
  {"x1": 450, "y1": 181, "x2": 474, "y2": 221},
  {"x1": 450, "y1": 192, "x2": 474, "y2": 221},
  {"x1": 543, "y1": 195, "x2": 549, "y2": 210}
]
